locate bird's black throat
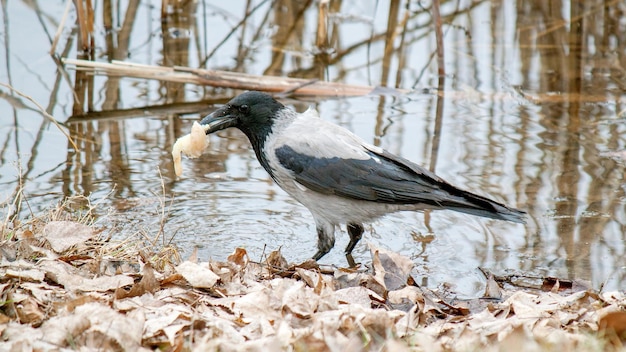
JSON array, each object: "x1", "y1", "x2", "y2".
[{"x1": 241, "y1": 125, "x2": 275, "y2": 176}]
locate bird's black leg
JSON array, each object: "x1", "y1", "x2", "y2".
[
  {"x1": 345, "y1": 222, "x2": 364, "y2": 255},
  {"x1": 312, "y1": 221, "x2": 335, "y2": 261},
  {"x1": 344, "y1": 223, "x2": 364, "y2": 267}
]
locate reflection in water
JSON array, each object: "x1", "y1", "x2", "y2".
[
  {"x1": 514, "y1": 0, "x2": 626, "y2": 288},
  {"x1": 1, "y1": 0, "x2": 625, "y2": 296}
]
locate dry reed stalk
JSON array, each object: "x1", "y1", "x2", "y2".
[
  {"x1": 316, "y1": 0, "x2": 329, "y2": 49},
  {"x1": 394, "y1": 9, "x2": 410, "y2": 87},
  {"x1": 74, "y1": 0, "x2": 94, "y2": 52},
  {"x1": 431, "y1": 0, "x2": 445, "y2": 77},
  {"x1": 63, "y1": 58, "x2": 385, "y2": 97},
  {"x1": 380, "y1": 0, "x2": 401, "y2": 87},
  {"x1": 50, "y1": 0, "x2": 73, "y2": 55},
  {"x1": 429, "y1": 0, "x2": 445, "y2": 176},
  {"x1": 161, "y1": 0, "x2": 171, "y2": 18}
]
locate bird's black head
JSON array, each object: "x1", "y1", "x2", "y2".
[{"x1": 199, "y1": 91, "x2": 285, "y2": 147}]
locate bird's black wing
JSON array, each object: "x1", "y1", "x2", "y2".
[
  {"x1": 274, "y1": 144, "x2": 526, "y2": 223},
  {"x1": 275, "y1": 144, "x2": 461, "y2": 206}
]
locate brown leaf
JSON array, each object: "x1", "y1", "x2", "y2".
[
  {"x1": 160, "y1": 273, "x2": 185, "y2": 286},
  {"x1": 175, "y1": 261, "x2": 220, "y2": 288},
  {"x1": 0, "y1": 312, "x2": 10, "y2": 324},
  {"x1": 115, "y1": 263, "x2": 160, "y2": 299},
  {"x1": 265, "y1": 249, "x2": 288, "y2": 271},
  {"x1": 17, "y1": 229, "x2": 34, "y2": 240},
  {"x1": 369, "y1": 243, "x2": 414, "y2": 292},
  {"x1": 335, "y1": 287, "x2": 375, "y2": 307},
  {"x1": 43, "y1": 260, "x2": 134, "y2": 292},
  {"x1": 5, "y1": 268, "x2": 45, "y2": 282},
  {"x1": 281, "y1": 281, "x2": 318, "y2": 319},
  {"x1": 599, "y1": 311, "x2": 626, "y2": 339},
  {"x1": 227, "y1": 248, "x2": 249, "y2": 267},
  {"x1": 58, "y1": 254, "x2": 93, "y2": 264},
  {"x1": 62, "y1": 295, "x2": 99, "y2": 312},
  {"x1": 483, "y1": 274, "x2": 502, "y2": 299},
  {"x1": 41, "y1": 302, "x2": 143, "y2": 350},
  {"x1": 42, "y1": 221, "x2": 94, "y2": 253},
  {"x1": 291, "y1": 259, "x2": 320, "y2": 272},
  {"x1": 15, "y1": 297, "x2": 44, "y2": 326}
]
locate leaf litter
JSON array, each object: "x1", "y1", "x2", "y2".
[{"x1": 1, "y1": 198, "x2": 625, "y2": 351}]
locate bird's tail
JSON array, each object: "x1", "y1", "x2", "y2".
[
  {"x1": 444, "y1": 191, "x2": 526, "y2": 224},
  {"x1": 448, "y1": 203, "x2": 526, "y2": 224}
]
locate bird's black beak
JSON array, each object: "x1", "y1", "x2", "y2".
[{"x1": 199, "y1": 107, "x2": 238, "y2": 135}]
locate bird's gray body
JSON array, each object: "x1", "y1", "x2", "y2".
[{"x1": 199, "y1": 91, "x2": 526, "y2": 262}]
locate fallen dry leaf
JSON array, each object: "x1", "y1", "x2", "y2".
[
  {"x1": 15, "y1": 296, "x2": 44, "y2": 326},
  {"x1": 5, "y1": 268, "x2": 45, "y2": 282},
  {"x1": 483, "y1": 273, "x2": 503, "y2": 299},
  {"x1": 43, "y1": 260, "x2": 134, "y2": 292},
  {"x1": 41, "y1": 302, "x2": 144, "y2": 350},
  {"x1": 42, "y1": 221, "x2": 94, "y2": 253},
  {"x1": 599, "y1": 311, "x2": 626, "y2": 339},
  {"x1": 115, "y1": 263, "x2": 160, "y2": 299},
  {"x1": 175, "y1": 261, "x2": 220, "y2": 288},
  {"x1": 265, "y1": 249, "x2": 289, "y2": 271},
  {"x1": 227, "y1": 247, "x2": 249, "y2": 267},
  {"x1": 335, "y1": 286, "x2": 375, "y2": 307},
  {"x1": 369, "y1": 243, "x2": 414, "y2": 293},
  {"x1": 281, "y1": 280, "x2": 319, "y2": 318}
]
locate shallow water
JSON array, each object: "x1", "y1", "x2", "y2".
[{"x1": 1, "y1": 0, "x2": 625, "y2": 297}]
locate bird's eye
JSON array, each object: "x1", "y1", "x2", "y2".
[{"x1": 238, "y1": 104, "x2": 249, "y2": 114}]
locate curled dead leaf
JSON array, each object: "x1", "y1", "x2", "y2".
[
  {"x1": 227, "y1": 248, "x2": 249, "y2": 267},
  {"x1": 369, "y1": 243, "x2": 414, "y2": 294},
  {"x1": 265, "y1": 249, "x2": 289, "y2": 272},
  {"x1": 15, "y1": 297, "x2": 45, "y2": 327},
  {"x1": 115, "y1": 263, "x2": 160, "y2": 299},
  {"x1": 483, "y1": 274, "x2": 503, "y2": 299}
]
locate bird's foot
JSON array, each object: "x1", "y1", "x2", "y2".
[
  {"x1": 345, "y1": 253, "x2": 358, "y2": 268},
  {"x1": 312, "y1": 250, "x2": 328, "y2": 261}
]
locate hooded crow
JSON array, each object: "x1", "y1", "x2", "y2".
[{"x1": 199, "y1": 91, "x2": 526, "y2": 262}]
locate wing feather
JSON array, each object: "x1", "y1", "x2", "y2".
[{"x1": 274, "y1": 144, "x2": 463, "y2": 207}]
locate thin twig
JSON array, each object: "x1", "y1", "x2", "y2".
[
  {"x1": 202, "y1": 0, "x2": 271, "y2": 66},
  {"x1": 0, "y1": 82, "x2": 78, "y2": 150}
]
